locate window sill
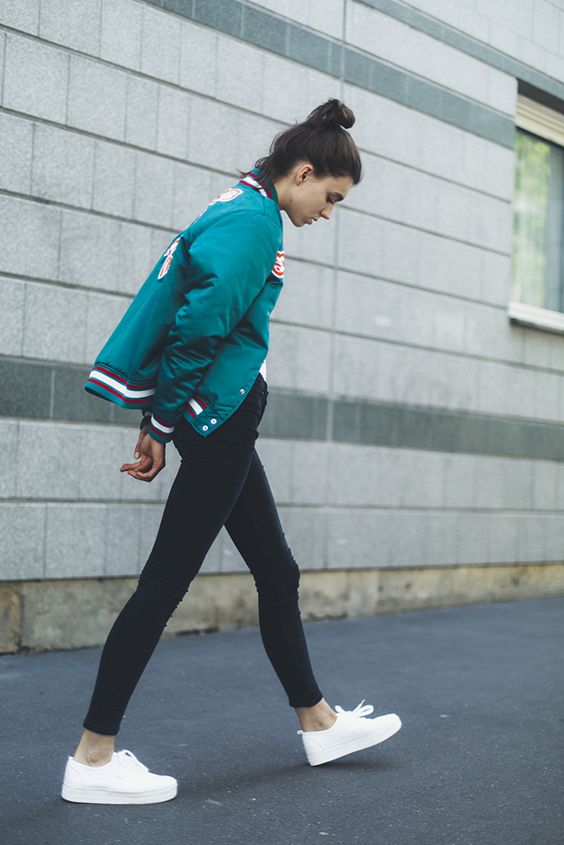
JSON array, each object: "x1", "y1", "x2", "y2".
[{"x1": 508, "y1": 300, "x2": 564, "y2": 336}]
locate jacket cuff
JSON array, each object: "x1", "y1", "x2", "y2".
[
  {"x1": 147, "y1": 413, "x2": 176, "y2": 444},
  {"x1": 139, "y1": 412, "x2": 152, "y2": 431}
]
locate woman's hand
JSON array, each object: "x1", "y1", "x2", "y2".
[{"x1": 120, "y1": 429, "x2": 166, "y2": 482}]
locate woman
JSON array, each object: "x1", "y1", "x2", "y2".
[{"x1": 61, "y1": 98, "x2": 401, "y2": 805}]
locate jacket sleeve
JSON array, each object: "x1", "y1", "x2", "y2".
[{"x1": 147, "y1": 209, "x2": 278, "y2": 444}]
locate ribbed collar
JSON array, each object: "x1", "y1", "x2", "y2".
[{"x1": 241, "y1": 167, "x2": 279, "y2": 206}]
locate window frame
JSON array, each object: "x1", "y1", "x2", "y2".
[{"x1": 508, "y1": 94, "x2": 564, "y2": 336}]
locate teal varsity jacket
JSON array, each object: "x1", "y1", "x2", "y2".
[{"x1": 84, "y1": 167, "x2": 284, "y2": 443}]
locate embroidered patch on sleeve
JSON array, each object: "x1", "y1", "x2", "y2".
[
  {"x1": 209, "y1": 188, "x2": 243, "y2": 205},
  {"x1": 158, "y1": 237, "x2": 181, "y2": 280}
]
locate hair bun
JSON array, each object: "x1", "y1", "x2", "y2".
[{"x1": 305, "y1": 98, "x2": 355, "y2": 130}]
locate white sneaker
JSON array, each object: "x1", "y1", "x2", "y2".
[
  {"x1": 297, "y1": 699, "x2": 402, "y2": 766},
  {"x1": 61, "y1": 749, "x2": 178, "y2": 804}
]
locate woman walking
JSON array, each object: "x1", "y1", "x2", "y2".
[{"x1": 61, "y1": 98, "x2": 401, "y2": 805}]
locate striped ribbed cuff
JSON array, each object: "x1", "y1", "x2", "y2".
[{"x1": 148, "y1": 413, "x2": 176, "y2": 444}]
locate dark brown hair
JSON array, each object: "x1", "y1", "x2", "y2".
[{"x1": 237, "y1": 98, "x2": 362, "y2": 186}]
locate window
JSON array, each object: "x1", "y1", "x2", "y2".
[{"x1": 509, "y1": 94, "x2": 564, "y2": 334}]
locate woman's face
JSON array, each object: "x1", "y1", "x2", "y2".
[{"x1": 274, "y1": 163, "x2": 354, "y2": 227}]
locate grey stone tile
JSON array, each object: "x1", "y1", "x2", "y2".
[
  {"x1": 16, "y1": 422, "x2": 83, "y2": 499},
  {"x1": 344, "y1": 47, "x2": 373, "y2": 88},
  {"x1": 517, "y1": 514, "x2": 547, "y2": 564},
  {"x1": 92, "y1": 140, "x2": 136, "y2": 218},
  {"x1": 328, "y1": 40, "x2": 343, "y2": 76},
  {"x1": 59, "y1": 208, "x2": 122, "y2": 290},
  {"x1": 77, "y1": 425, "x2": 131, "y2": 501},
  {"x1": 215, "y1": 37, "x2": 265, "y2": 111},
  {"x1": 171, "y1": 163, "x2": 212, "y2": 232},
  {"x1": 84, "y1": 291, "x2": 129, "y2": 365},
  {"x1": 53, "y1": 365, "x2": 114, "y2": 425},
  {"x1": 0, "y1": 277, "x2": 25, "y2": 357},
  {"x1": 100, "y1": 0, "x2": 143, "y2": 70},
  {"x1": 278, "y1": 506, "x2": 327, "y2": 570},
  {"x1": 369, "y1": 58, "x2": 409, "y2": 103},
  {"x1": 116, "y1": 220, "x2": 156, "y2": 296},
  {"x1": 0, "y1": 359, "x2": 51, "y2": 420},
  {"x1": 193, "y1": 0, "x2": 243, "y2": 38},
  {"x1": 243, "y1": 5, "x2": 287, "y2": 55},
  {"x1": 487, "y1": 512, "x2": 520, "y2": 565},
  {"x1": 140, "y1": 3, "x2": 181, "y2": 84},
  {"x1": 44, "y1": 503, "x2": 106, "y2": 578},
  {"x1": 287, "y1": 22, "x2": 330, "y2": 72},
  {"x1": 125, "y1": 74, "x2": 159, "y2": 149},
  {"x1": 260, "y1": 391, "x2": 328, "y2": 441},
  {"x1": 326, "y1": 508, "x2": 392, "y2": 569},
  {"x1": 186, "y1": 98, "x2": 242, "y2": 173},
  {"x1": 0, "y1": 33, "x2": 4, "y2": 105},
  {"x1": 155, "y1": 85, "x2": 191, "y2": 159},
  {"x1": 0, "y1": 503, "x2": 45, "y2": 580},
  {"x1": 0, "y1": 113, "x2": 33, "y2": 194},
  {"x1": 179, "y1": 20, "x2": 218, "y2": 97},
  {"x1": 0, "y1": 421, "x2": 18, "y2": 498},
  {"x1": 3, "y1": 33, "x2": 68, "y2": 123},
  {"x1": 22, "y1": 282, "x2": 88, "y2": 363},
  {"x1": 133, "y1": 149, "x2": 175, "y2": 227},
  {"x1": 31, "y1": 124, "x2": 95, "y2": 210},
  {"x1": 0, "y1": 0, "x2": 40, "y2": 33},
  {"x1": 39, "y1": 0, "x2": 101, "y2": 54},
  {"x1": 67, "y1": 55, "x2": 127, "y2": 140}
]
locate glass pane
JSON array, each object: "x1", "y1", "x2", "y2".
[{"x1": 511, "y1": 128, "x2": 564, "y2": 312}]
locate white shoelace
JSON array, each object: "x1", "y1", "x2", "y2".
[
  {"x1": 334, "y1": 699, "x2": 374, "y2": 719},
  {"x1": 115, "y1": 749, "x2": 149, "y2": 773},
  {"x1": 296, "y1": 699, "x2": 376, "y2": 734}
]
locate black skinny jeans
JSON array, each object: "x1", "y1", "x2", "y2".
[{"x1": 83, "y1": 372, "x2": 323, "y2": 735}]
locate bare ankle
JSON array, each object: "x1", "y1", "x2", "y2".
[
  {"x1": 73, "y1": 729, "x2": 116, "y2": 766},
  {"x1": 295, "y1": 697, "x2": 338, "y2": 731}
]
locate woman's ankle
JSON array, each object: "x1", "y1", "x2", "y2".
[
  {"x1": 73, "y1": 729, "x2": 116, "y2": 765},
  {"x1": 295, "y1": 697, "x2": 338, "y2": 731}
]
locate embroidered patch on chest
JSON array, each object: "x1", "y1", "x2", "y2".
[{"x1": 272, "y1": 250, "x2": 285, "y2": 279}]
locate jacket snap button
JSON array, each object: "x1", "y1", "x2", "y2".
[
  {"x1": 240, "y1": 388, "x2": 245, "y2": 394},
  {"x1": 211, "y1": 418, "x2": 217, "y2": 424},
  {"x1": 202, "y1": 425, "x2": 208, "y2": 431}
]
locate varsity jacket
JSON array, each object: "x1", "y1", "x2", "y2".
[{"x1": 84, "y1": 167, "x2": 284, "y2": 443}]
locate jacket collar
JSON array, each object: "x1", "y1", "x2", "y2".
[{"x1": 239, "y1": 167, "x2": 279, "y2": 206}]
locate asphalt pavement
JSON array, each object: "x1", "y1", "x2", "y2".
[{"x1": 1, "y1": 596, "x2": 563, "y2": 845}]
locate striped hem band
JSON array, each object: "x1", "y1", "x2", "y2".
[
  {"x1": 186, "y1": 394, "x2": 208, "y2": 418},
  {"x1": 86, "y1": 367, "x2": 155, "y2": 405}
]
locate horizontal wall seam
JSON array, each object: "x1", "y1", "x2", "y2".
[
  {"x1": 355, "y1": 0, "x2": 564, "y2": 104},
  {"x1": 0, "y1": 99, "x2": 515, "y2": 207},
  {"x1": 0, "y1": 258, "x2": 516, "y2": 310},
  {"x1": 2, "y1": 356, "x2": 564, "y2": 460},
  {"x1": 1, "y1": 498, "x2": 563, "y2": 514},
  {"x1": 0, "y1": 184, "x2": 513, "y2": 259},
  {"x1": 2, "y1": 318, "x2": 563, "y2": 377},
  {"x1": 138, "y1": 0, "x2": 515, "y2": 148}
]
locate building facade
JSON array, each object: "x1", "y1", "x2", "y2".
[{"x1": 1, "y1": 0, "x2": 564, "y2": 652}]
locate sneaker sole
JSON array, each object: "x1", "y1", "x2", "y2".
[
  {"x1": 61, "y1": 781, "x2": 178, "y2": 804},
  {"x1": 305, "y1": 714, "x2": 402, "y2": 766}
]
